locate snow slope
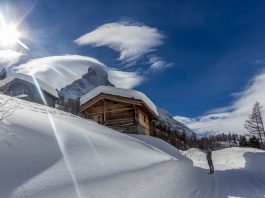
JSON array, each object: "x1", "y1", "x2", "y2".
[
  {"x1": 129, "y1": 134, "x2": 188, "y2": 160},
  {"x1": 0, "y1": 96, "x2": 175, "y2": 198},
  {"x1": 1, "y1": 95, "x2": 265, "y2": 198}
]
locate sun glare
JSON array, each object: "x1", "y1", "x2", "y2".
[
  {"x1": 0, "y1": 23, "x2": 20, "y2": 47},
  {"x1": 0, "y1": 12, "x2": 27, "y2": 49}
]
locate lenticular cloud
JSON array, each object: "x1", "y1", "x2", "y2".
[
  {"x1": 74, "y1": 22, "x2": 164, "y2": 63},
  {"x1": 15, "y1": 55, "x2": 144, "y2": 90}
]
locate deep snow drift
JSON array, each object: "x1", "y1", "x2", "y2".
[
  {"x1": 0, "y1": 97, "x2": 173, "y2": 198},
  {"x1": 1, "y1": 96, "x2": 265, "y2": 198}
]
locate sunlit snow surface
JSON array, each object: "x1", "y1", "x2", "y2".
[
  {"x1": 182, "y1": 147, "x2": 265, "y2": 170},
  {"x1": 0, "y1": 96, "x2": 265, "y2": 198}
]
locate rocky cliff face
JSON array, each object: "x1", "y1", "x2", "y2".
[{"x1": 59, "y1": 65, "x2": 113, "y2": 99}]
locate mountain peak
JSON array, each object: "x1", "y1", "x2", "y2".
[{"x1": 59, "y1": 65, "x2": 113, "y2": 99}]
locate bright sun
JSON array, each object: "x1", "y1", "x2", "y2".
[
  {"x1": 0, "y1": 12, "x2": 27, "y2": 49},
  {"x1": 0, "y1": 23, "x2": 20, "y2": 47}
]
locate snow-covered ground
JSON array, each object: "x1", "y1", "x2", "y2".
[
  {"x1": 182, "y1": 147, "x2": 265, "y2": 170},
  {"x1": 1, "y1": 96, "x2": 265, "y2": 198}
]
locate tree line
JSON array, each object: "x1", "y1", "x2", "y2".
[
  {"x1": 152, "y1": 122, "x2": 240, "y2": 150},
  {"x1": 152, "y1": 101, "x2": 265, "y2": 151}
]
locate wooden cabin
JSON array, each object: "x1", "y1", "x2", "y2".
[
  {"x1": 79, "y1": 86, "x2": 159, "y2": 135},
  {"x1": 0, "y1": 73, "x2": 58, "y2": 107}
]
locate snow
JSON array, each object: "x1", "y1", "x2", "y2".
[
  {"x1": 0, "y1": 96, "x2": 170, "y2": 197},
  {"x1": 1, "y1": 95, "x2": 265, "y2": 198},
  {"x1": 130, "y1": 135, "x2": 265, "y2": 198},
  {"x1": 0, "y1": 73, "x2": 58, "y2": 98},
  {"x1": 14, "y1": 94, "x2": 29, "y2": 99},
  {"x1": 182, "y1": 147, "x2": 265, "y2": 170},
  {"x1": 129, "y1": 134, "x2": 187, "y2": 160},
  {"x1": 228, "y1": 197, "x2": 247, "y2": 198},
  {"x1": 80, "y1": 86, "x2": 158, "y2": 116}
]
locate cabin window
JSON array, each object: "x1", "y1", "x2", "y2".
[{"x1": 144, "y1": 116, "x2": 147, "y2": 123}]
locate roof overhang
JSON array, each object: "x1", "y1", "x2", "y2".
[{"x1": 80, "y1": 93, "x2": 159, "y2": 120}]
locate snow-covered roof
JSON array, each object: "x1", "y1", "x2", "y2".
[
  {"x1": 0, "y1": 73, "x2": 58, "y2": 98},
  {"x1": 80, "y1": 86, "x2": 158, "y2": 117}
]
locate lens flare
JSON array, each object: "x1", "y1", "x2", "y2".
[
  {"x1": 0, "y1": 24, "x2": 20, "y2": 47},
  {"x1": 31, "y1": 76, "x2": 83, "y2": 198},
  {"x1": 0, "y1": 12, "x2": 28, "y2": 49}
]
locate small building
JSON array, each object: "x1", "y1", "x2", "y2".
[
  {"x1": 0, "y1": 73, "x2": 58, "y2": 107},
  {"x1": 79, "y1": 86, "x2": 159, "y2": 135}
]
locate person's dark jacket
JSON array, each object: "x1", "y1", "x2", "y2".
[{"x1": 206, "y1": 149, "x2": 212, "y2": 161}]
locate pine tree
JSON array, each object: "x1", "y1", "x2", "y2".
[
  {"x1": 245, "y1": 102, "x2": 265, "y2": 144},
  {"x1": 239, "y1": 136, "x2": 248, "y2": 147},
  {"x1": 232, "y1": 133, "x2": 237, "y2": 144},
  {"x1": 180, "y1": 131, "x2": 187, "y2": 150},
  {"x1": 248, "y1": 135, "x2": 261, "y2": 149}
]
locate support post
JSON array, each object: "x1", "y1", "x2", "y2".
[{"x1": 103, "y1": 99, "x2": 107, "y2": 125}]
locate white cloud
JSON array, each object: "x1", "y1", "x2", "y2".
[
  {"x1": 174, "y1": 70, "x2": 265, "y2": 135},
  {"x1": 148, "y1": 55, "x2": 172, "y2": 70},
  {"x1": 108, "y1": 69, "x2": 144, "y2": 89},
  {"x1": 74, "y1": 22, "x2": 164, "y2": 63},
  {"x1": 0, "y1": 49, "x2": 23, "y2": 67},
  {"x1": 15, "y1": 55, "x2": 143, "y2": 90}
]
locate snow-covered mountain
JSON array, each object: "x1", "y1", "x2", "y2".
[
  {"x1": 158, "y1": 108, "x2": 195, "y2": 136},
  {"x1": 59, "y1": 65, "x2": 113, "y2": 99}
]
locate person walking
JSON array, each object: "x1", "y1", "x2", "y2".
[{"x1": 206, "y1": 147, "x2": 214, "y2": 174}]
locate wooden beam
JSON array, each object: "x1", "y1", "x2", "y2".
[
  {"x1": 105, "y1": 117, "x2": 135, "y2": 124},
  {"x1": 79, "y1": 96, "x2": 105, "y2": 112},
  {"x1": 133, "y1": 104, "x2": 137, "y2": 124},
  {"x1": 83, "y1": 107, "x2": 134, "y2": 116}
]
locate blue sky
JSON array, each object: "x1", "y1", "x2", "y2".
[{"x1": 1, "y1": 0, "x2": 265, "y2": 134}]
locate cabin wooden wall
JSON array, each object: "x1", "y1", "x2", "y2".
[
  {"x1": 84, "y1": 100, "x2": 104, "y2": 123},
  {"x1": 83, "y1": 100, "x2": 135, "y2": 125},
  {"x1": 81, "y1": 98, "x2": 154, "y2": 135},
  {"x1": 138, "y1": 108, "x2": 150, "y2": 135},
  {"x1": 106, "y1": 100, "x2": 135, "y2": 126}
]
